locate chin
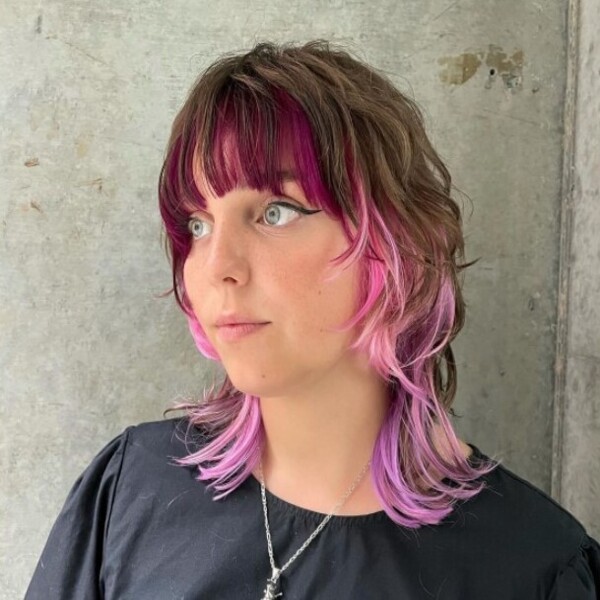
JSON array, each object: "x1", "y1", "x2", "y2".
[
  {"x1": 226, "y1": 372, "x2": 287, "y2": 399},
  {"x1": 225, "y1": 371, "x2": 268, "y2": 397}
]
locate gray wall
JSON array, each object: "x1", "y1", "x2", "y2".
[
  {"x1": 559, "y1": 0, "x2": 600, "y2": 532},
  {"x1": 1, "y1": 1, "x2": 597, "y2": 597}
]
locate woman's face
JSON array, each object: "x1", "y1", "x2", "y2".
[{"x1": 182, "y1": 171, "x2": 363, "y2": 398}]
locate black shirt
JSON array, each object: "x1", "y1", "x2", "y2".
[{"x1": 25, "y1": 417, "x2": 600, "y2": 599}]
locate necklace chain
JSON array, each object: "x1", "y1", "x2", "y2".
[{"x1": 257, "y1": 458, "x2": 371, "y2": 597}]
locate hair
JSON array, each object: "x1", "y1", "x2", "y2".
[{"x1": 158, "y1": 39, "x2": 500, "y2": 528}]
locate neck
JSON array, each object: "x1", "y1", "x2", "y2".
[
  {"x1": 255, "y1": 351, "x2": 390, "y2": 513},
  {"x1": 252, "y1": 351, "x2": 474, "y2": 515}
]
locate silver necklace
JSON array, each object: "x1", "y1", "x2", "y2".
[{"x1": 257, "y1": 458, "x2": 372, "y2": 600}]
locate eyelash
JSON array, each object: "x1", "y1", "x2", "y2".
[{"x1": 186, "y1": 200, "x2": 314, "y2": 240}]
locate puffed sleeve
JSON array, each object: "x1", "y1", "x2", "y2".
[
  {"x1": 548, "y1": 534, "x2": 600, "y2": 599},
  {"x1": 24, "y1": 427, "x2": 131, "y2": 600}
]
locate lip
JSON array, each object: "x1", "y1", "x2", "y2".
[
  {"x1": 216, "y1": 322, "x2": 269, "y2": 342},
  {"x1": 215, "y1": 313, "x2": 270, "y2": 327}
]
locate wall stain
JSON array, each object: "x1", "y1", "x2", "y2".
[
  {"x1": 24, "y1": 158, "x2": 40, "y2": 167},
  {"x1": 438, "y1": 52, "x2": 482, "y2": 85},
  {"x1": 76, "y1": 135, "x2": 89, "y2": 158},
  {"x1": 30, "y1": 201, "x2": 43, "y2": 214},
  {"x1": 35, "y1": 14, "x2": 42, "y2": 34},
  {"x1": 17, "y1": 201, "x2": 44, "y2": 215},
  {"x1": 438, "y1": 44, "x2": 524, "y2": 90}
]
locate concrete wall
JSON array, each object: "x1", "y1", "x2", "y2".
[
  {"x1": 1, "y1": 1, "x2": 597, "y2": 596},
  {"x1": 558, "y1": 0, "x2": 600, "y2": 532}
]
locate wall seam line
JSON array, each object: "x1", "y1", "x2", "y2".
[{"x1": 551, "y1": 0, "x2": 581, "y2": 503}]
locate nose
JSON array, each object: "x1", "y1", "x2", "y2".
[{"x1": 203, "y1": 218, "x2": 251, "y2": 287}]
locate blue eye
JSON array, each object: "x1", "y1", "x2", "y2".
[
  {"x1": 186, "y1": 200, "x2": 319, "y2": 241},
  {"x1": 262, "y1": 202, "x2": 303, "y2": 227},
  {"x1": 187, "y1": 217, "x2": 210, "y2": 240}
]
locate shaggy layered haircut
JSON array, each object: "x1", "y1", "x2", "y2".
[{"x1": 158, "y1": 40, "x2": 499, "y2": 528}]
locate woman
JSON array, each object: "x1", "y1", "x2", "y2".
[{"x1": 26, "y1": 40, "x2": 599, "y2": 599}]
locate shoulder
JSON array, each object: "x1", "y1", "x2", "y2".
[
  {"x1": 456, "y1": 445, "x2": 592, "y2": 576},
  {"x1": 122, "y1": 417, "x2": 209, "y2": 458},
  {"x1": 116, "y1": 415, "x2": 209, "y2": 465},
  {"x1": 99, "y1": 417, "x2": 214, "y2": 530},
  {"x1": 124, "y1": 415, "x2": 186, "y2": 449},
  {"x1": 54, "y1": 417, "x2": 196, "y2": 507}
]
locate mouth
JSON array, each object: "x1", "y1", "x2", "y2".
[{"x1": 216, "y1": 322, "x2": 270, "y2": 342}]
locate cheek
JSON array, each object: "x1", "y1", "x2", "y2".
[
  {"x1": 318, "y1": 264, "x2": 360, "y2": 330},
  {"x1": 182, "y1": 256, "x2": 202, "y2": 313},
  {"x1": 280, "y1": 248, "x2": 361, "y2": 339}
]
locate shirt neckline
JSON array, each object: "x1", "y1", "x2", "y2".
[{"x1": 246, "y1": 442, "x2": 488, "y2": 526}]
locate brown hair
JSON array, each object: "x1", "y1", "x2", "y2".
[{"x1": 159, "y1": 40, "x2": 497, "y2": 529}]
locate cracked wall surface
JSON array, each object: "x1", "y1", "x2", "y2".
[{"x1": 0, "y1": 1, "x2": 597, "y2": 596}]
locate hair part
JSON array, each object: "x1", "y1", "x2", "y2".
[{"x1": 159, "y1": 39, "x2": 499, "y2": 528}]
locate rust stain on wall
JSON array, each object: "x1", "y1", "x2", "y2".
[
  {"x1": 486, "y1": 45, "x2": 524, "y2": 89},
  {"x1": 438, "y1": 45, "x2": 524, "y2": 89},
  {"x1": 438, "y1": 52, "x2": 482, "y2": 85}
]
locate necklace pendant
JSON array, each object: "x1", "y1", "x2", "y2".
[{"x1": 261, "y1": 567, "x2": 283, "y2": 599}]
